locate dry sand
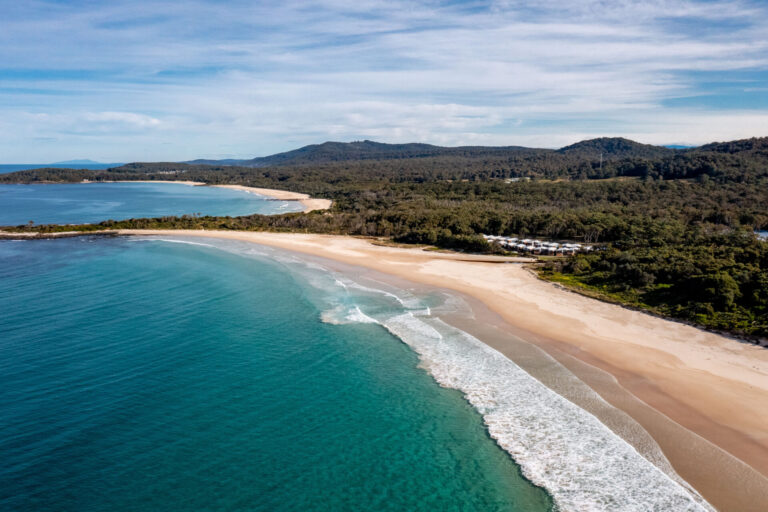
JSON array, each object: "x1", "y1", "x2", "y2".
[
  {"x1": 117, "y1": 230, "x2": 768, "y2": 510},
  {"x1": 211, "y1": 184, "x2": 332, "y2": 212},
  {"x1": 83, "y1": 179, "x2": 205, "y2": 187},
  {"x1": 82, "y1": 181, "x2": 332, "y2": 213}
]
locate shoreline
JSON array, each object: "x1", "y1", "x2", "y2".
[
  {"x1": 113, "y1": 230, "x2": 768, "y2": 511},
  {"x1": 210, "y1": 184, "x2": 332, "y2": 213},
  {"x1": 80, "y1": 180, "x2": 332, "y2": 213},
  {"x1": 0, "y1": 230, "x2": 119, "y2": 239}
]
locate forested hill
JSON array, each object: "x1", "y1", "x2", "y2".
[
  {"x1": 186, "y1": 137, "x2": 681, "y2": 167},
  {"x1": 1, "y1": 136, "x2": 765, "y2": 189},
  {"x1": 187, "y1": 140, "x2": 542, "y2": 167},
  {"x1": 11, "y1": 136, "x2": 765, "y2": 185},
  {"x1": 181, "y1": 136, "x2": 767, "y2": 180},
  {"x1": 696, "y1": 137, "x2": 768, "y2": 154},
  {"x1": 557, "y1": 137, "x2": 674, "y2": 160}
]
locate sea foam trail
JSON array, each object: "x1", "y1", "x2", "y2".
[
  {"x1": 320, "y1": 305, "x2": 379, "y2": 325},
  {"x1": 383, "y1": 313, "x2": 714, "y2": 512}
]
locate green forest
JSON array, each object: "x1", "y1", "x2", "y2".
[{"x1": 2, "y1": 137, "x2": 767, "y2": 340}]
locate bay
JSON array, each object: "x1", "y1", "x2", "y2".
[
  {"x1": 0, "y1": 237, "x2": 553, "y2": 511},
  {"x1": 0, "y1": 182, "x2": 302, "y2": 226}
]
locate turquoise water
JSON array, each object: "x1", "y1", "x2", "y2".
[
  {"x1": 0, "y1": 237, "x2": 553, "y2": 511},
  {"x1": 0, "y1": 182, "x2": 302, "y2": 226}
]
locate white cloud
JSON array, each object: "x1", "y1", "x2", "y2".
[
  {"x1": 0, "y1": 0, "x2": 766, "y2": 160},
  {"x1": 83, "y1": 112, "x2": 161, "y2": 128}
]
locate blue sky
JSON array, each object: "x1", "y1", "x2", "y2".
[{"x1": 1, "y1": 0, "x2": 767, "y2": 162}]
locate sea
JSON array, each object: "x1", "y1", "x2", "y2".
[
  {"x1": 0, "y1": 164, "x2": 122, "y2": 174},
  {"x1": 0, "y1": 182, "x2": 303, "y2": 226},
  {"x1": 0, "y1": 185, "x2": 714, "y2": 511}
]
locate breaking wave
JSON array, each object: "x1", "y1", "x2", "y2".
[
  {"x1": 381, "y1": 313, "x2": 713, "y2": 512},
  {"x1": 321, "y1": 305, "x2": 380, "y2": 325},
  {"x1": 313, "y1": 269, "x2": 713, "y2": 510}
]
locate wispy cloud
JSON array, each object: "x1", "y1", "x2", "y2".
[{"x1": 0, "y1": 0, "x2": 766, "y2": 161}]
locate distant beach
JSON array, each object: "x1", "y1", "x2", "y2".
[
  {"x1": 86, "y1": 181, "x2": 332, "y2": 213},
  {"x1": 117, "y1": 230, "x2": 768, "y2": 512},
  {"x1": 211, "y1": 184, "x2": 332, "y2": 213},
  {"x1": 0, "y1": 182, "x2": 304, "y2": 226}
]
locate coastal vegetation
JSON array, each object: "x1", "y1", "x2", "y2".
[{"x1": 2, "y1": 137, "x2": 767, "y2": 339}]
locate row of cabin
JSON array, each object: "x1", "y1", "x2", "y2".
[{"x1": 483, "y1": 235, "x2": 593, "y2": 255}]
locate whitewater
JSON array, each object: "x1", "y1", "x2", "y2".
[{"x1": 295, "y1": 257, "x2": 714, "y2": 511}]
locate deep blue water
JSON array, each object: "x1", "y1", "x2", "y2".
[
  {"x1": 0, "y1": 164, "x2": 122, "y2": 173},
  {"x1": 0, "y1": 237, "x2": 553, "y2": 511},
  {"x1": 0, "y1": 182, "x2": 302, "y2": 226}
]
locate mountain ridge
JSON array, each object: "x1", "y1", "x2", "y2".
[
  {"x1": 557, "y1": 137, "x2": 675, "y2": 159},
  {"x1": 51, "y1": 159, "x2": 104, "y2": 165},
  {"x1": 184, "y1": 136, "x2": 720, "y2": 168},
  {"x1": 186, "y1": 139, "x2": 543, "y2": 167}
]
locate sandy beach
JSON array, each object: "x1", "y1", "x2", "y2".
[
  {"x1": 211, "y1": 184, "x2": 332, "y2": 213},
  {"x1": 82, "y1": 181, "x2": 332, "y2": 213},
  {"x1": 116, "y1": 229, "x2": 768, "y2": 511}
]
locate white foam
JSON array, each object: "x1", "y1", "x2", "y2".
[
  {"x1": 382, "y1": 313, "x2": 714, "y2": 512},
  {"x1": 342, "y1": 278, "x2": 425, "y2": 310},
  {"x1": 321, "y1": 305, "x2": 380, "y2": 325}
]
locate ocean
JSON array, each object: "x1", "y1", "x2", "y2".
[
  {"x1": 0, "y1": 237, "x2": 553, "y2": 511},
  {"x1": 0, "y1": 182, "x2": 303, "y2": 226},
  {"x1": 0, "y1": 164, "x2": 122, "y2": 173}
]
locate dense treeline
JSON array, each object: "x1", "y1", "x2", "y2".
[
  {"x1": 1, "y1": 137, "x2": 767, "y2": 339},
  {"x1": 187, "y1": 137, "x2": 669, "y2": 167},
  {"x1": 3, "y1": 136, "x2": 766, "y2": 185},
  {"x1": 188, "y1": 139, "x2": 544, "y2": 167},
  {"x1": 541, "y1": 230, "x2": 768, "y2": 338}
]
